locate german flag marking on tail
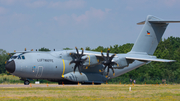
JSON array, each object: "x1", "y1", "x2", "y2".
[{"x1": 147, "y1": 31, "x2": 150, "y2": 35}]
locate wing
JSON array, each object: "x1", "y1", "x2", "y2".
[
  {"x1": 68, "y1": 50, "x2": 175, "y2": 70},
  {"x1": 126, "y1": 57, "x2": 175, "y2": 62}
]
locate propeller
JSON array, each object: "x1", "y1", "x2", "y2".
[
  {"x1": 69, "y1": 47, "x2": 88, "y2": 75},
  {"x1": 101, "y1": 49, "x2": 118, "y2": 77}
]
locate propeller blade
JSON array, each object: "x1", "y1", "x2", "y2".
[
  {"x1": 69, "y1": 61, "x2": 75, "y2": 65},
  {"x1": 110, "y1": 65, "x2": 115, "y2": 76},
  {"x1": 107, "y1": 49, "x2": 110, "y2": 60},
  {"x1": 81, "y1": 48, "x2": 84, "y2": 57},
  {"x1": 75, "y1": 47, "x2": 79, "y2": 55},
  {"x1": 101, "y1": 51, "x2": 106, "y2": 60},
  {"x1": 81, "y1": 57, "x2": 88, "y2": 62},
  {"x1": 110, "y1": 54, "x2": 116, "y2": 61},
  {"x1": 111, "y1": 62, "x2": 117, "y2": 65},
  {"x1": 73, "y1": 64, "x2": 78, "y2": 73},
  {"x1": 103, "y1": 65, "x2": 107, "y2": 71},
  {"x1": 77, "y1": 65, "x2": 82, "y2": 75},
  {"x1": 107, "y1": 67, "x2": 110, "y2": 76}
]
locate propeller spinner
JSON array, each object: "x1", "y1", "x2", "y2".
[{"x1": 69, "y1": 47, "x2": 88, "y2": 75}]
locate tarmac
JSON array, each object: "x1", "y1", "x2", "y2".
[{"x1": 0, "y1": 84, "x2": 79, "y2": 88}]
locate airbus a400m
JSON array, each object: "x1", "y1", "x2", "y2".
[{"x1": 5, "y1": 15, "x2": 180, "y2": 85}]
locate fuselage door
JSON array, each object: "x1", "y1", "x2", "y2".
[{"x1": 36, "y1": 66, "x2": 43, "y2": 77}]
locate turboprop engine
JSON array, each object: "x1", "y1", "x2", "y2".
[
  {"x1": 82, "y1": 54, "x2": 131, "y2": 70},
  {"x1": 112, "y1": 57, "x2": 133, "y2": 69},
  {"x1": 82, "y1": 55, "x2": 99, "y2": 67}
]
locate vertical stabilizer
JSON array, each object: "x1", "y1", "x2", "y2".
[{"x1": 130, "y1": 15, "x2": 180, "y2": 55}]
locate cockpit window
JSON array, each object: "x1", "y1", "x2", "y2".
[
  {"x1": 11, "y1": 56, "x2": 17, "y2": 59},
  {"x1": 22, "y1": 56, "x2": 25, "y2": 59},
  {"x1": 10, "y1": 54, "x2": 25, "y2": 60},
  {"x1": 18, "y1": 55, "x2": 21, "y2": 59}
]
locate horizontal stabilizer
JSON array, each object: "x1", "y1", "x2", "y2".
[
  {"x1": 126, "y1": 57, "x2": 175, "y2": 62},
  {"x1": 149, "y1": 20, "x2": 180, "y2": 23},
  {"x1": 137, "y1": 20, "x2": 180, "y2": 25},
  {"x1": 137, "y1": 21, "x2": 146, "y2": 25}
]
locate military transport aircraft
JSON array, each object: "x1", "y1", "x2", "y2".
[{"x1": 5, "y1": 15, "x2": 180, "y2": 85}]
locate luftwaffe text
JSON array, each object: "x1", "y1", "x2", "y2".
[{"x1": 37, "y1": 59, "x2": 53, "y2": 62}]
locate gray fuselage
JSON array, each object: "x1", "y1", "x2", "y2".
[{"x1": 8, "y1": 50, "x2": 146, "y2": 83}]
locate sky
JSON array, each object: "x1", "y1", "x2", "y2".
[{"x1": 1, "y1": 0, "x2": 180, "y2": 52}]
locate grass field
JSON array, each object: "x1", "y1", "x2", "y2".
[
  {"x1": 0, "y1": 84, "x2": 180, "y2": 101},
  {"x1": 0, "y1": 74, "x2": 24, "y2": 84},
  {"x1": 0, "y1": 74, "x2": 54, "y2": 84}
]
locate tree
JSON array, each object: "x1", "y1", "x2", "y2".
[
  {"x1": 63, "y1": 48, "x2": 72, "y2": 50},
  {"x1": 85, "y1": 47, "x2": 91, "y2": 51},
  {"x1": 0, "y1": 49, "x2": 9, "y2": 74},
  {"x1": 39, "y1": 47, "x2": 51, "y2": 51}
]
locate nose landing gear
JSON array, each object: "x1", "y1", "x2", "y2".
[
  {"x1": 24, "y1": 80, "x2": 30, "y2": 85},
  {"x1": 20, "y1": 78, "x2": 31, "y2": 85}
]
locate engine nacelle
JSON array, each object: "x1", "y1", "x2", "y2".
[
  {"x1": 112, "y1": 57, "x2": 129, "y2": 69},
  {"x1": 82, "y1": 55, "x2": 99, "y2": 67}
]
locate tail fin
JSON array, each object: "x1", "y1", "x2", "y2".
[{"x1": 130, "y1": 15, "x2": 180, "y2": 55}]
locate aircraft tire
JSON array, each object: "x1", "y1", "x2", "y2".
[
  {"x1": 81, "y1": 83, "x2": 101, "y2": 85},
  {"x1": 24, "y1": 80, "x2": 30, "y2": 85},
  {"x1": 81, "y1": 83, "x2": 92, "y2": 85},
  {"x1": 58, "y1": 82, "x2": 78, "y2": 85},
  {"x1": 94, "y1": 83, "x2": 101, "y2": 85}
]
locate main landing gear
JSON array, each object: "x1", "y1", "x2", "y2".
[
  {"x1": 81, "y1": 83, "x2": 101, "y2": 85},
  {"x1": 24, "y1": 80, "x2": 30, "y2": 85}
]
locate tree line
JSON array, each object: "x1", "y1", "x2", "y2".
[{"x1": 0, "y1": 36, "x2": 180, "y2": 84}]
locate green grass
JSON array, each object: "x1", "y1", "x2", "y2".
[
  {"x1": 0, "y1": 84, "x2": 180, "y2": 101},
  {"x1": 0, "y1": 74, "x2": 55, "y2": 84},
  {"x1": 0, "y1": 74, "x2": 23, "y2": 84}
]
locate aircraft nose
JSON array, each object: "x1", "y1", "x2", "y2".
[{"x1": 5, "y1": 60, "x2": 16, "y2": 73}]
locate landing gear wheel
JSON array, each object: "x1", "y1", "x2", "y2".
[
  {"x1": 58, "y1": 82, "x2": 78, "y2": 85},
  {"x1": 94, "y1": 83, "x2": 101, "y2": 85},
  {"x1": 81, "y1": 83, "x2": 101, "y2": 85},
  {"x1": 81, "y1": 83, "x2": 92, "y2": 85},
  {"x1": 24, "y1": 80, "x2": 30, "y2": 85}
]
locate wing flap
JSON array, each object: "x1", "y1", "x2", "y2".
[{"x1": 126, "y1": 57, "x2": 175, "y2": 62}]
